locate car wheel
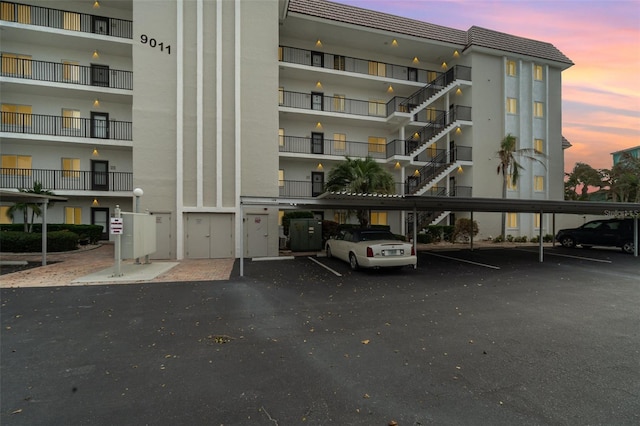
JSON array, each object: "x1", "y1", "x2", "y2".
[
  {"x1": 349, "y1": 253, "x2": 359, "y2": 270},
  {"x1": 326, "y1": 245, "x2": 332, "y2": 258},
  {"x1": 560, "y1": 236, "x2": 576, "y2": 248},
  {"x1": 622, "y1": 241, "x2": 635, "y2": 254}
]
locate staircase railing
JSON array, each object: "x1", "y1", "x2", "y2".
[
  {"x1": 398, "y1": 65, "x2": 472, "y2": 113},
  {"x1": 405, "y1": 146, "x2": 472, "y2": 195}
]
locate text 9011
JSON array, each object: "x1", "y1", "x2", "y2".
[{"x1": 140, "y1": 34, "x2": 171, "y2": 55}]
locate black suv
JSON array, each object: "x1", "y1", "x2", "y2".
[{"x1": 556, "y1": 218, "x2": 638, "y2": 254}]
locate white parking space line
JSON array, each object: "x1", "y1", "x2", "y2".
[
  {"x1": 515, "y1": 249, "x2": 613, "y2": 263},
  {"x1": 308, "y1": 257, "x2": 343, "y2": 276},
  {"x1": 424, "y1": 252, "x2": 501, "y2": 269}
]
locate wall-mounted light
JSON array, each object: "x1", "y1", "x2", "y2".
[
  {"x1": 412, "y1": 56, "x2": 420, "y2": 64},
  {"x1": 92, "y1": 148, "x2": 99, "y2": 156},
  {"x1": 441, "y1": 61, "x2": 448, "y2": 70},
  {"x1": 456, "y1": 126, "x2": 462, "y2": 134},
  {"x1": 391, "y1": 39, "x2": 398, "y2": 47},
  {"x1": 457, "y1": 165, "x2": 464, "y2": 174},
  {"x1": 387, "y1": 85, "x2": 394, "y2": 93},
  {"x1": 413, "y1": 169, "x2": 420, "y2": 176},
  {"x1": 315, "y1": 39, "x2": 323, "y2": 48},
  {"x1": 316, "y1": 81, "x2": 323, "y2": 89},
  {"x1": 93, "y1": 0, "x2": 100, "y2": 8},
  {"x1": 315, "y1": 122, "x2": 323, "y2": 129},
  {"x1": 455, "y1": 88, "x2": 462, "y2": 96},
  {"x1": 413, "y1": 132, "x2": 420, "y2": 139},
  {"x1": 93, "y1": 99, "x2": 100, "y2": 107},
  {"x1": 394, "y1": 162, "x2": 401, "y2": 169},
  {"x1": 92, "y1": 198, "x2": 99, "y2": 206},
  {"x1": 317, "y1": 163, "x2": 324, "y2": 170},
  {"x1": 92, "y1": 50, "x2": 99, "y2": 59},
  {"x1": 453, "y1": 50, "x2": 460, "y2": 58}
]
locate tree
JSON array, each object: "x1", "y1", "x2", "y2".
[
  {"x1": 496, "y1": 134, "x2": 545, "y2": 237},
  {"x1": 325, "y1": 157, "x2": 395, "y2": 226},
  {"x1": 607, "y1": 153, "x2": 640, "y2": 202},
  {"x1": 6, "y1": 181, "x2": 56, "y2": 233},
  {"x1": 564, "y1": 162, "x2": 605, "y2": 200}
]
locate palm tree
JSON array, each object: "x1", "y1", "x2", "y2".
[
  {"x1": 496, "y1": 134, "x2": 545, "y2": 237},
  {"x1": 325, "y1": 157, "x2": 395, "y2": 226},
  {"x1": 7, "y1": 181, "x2": 56, "y2": 232}
]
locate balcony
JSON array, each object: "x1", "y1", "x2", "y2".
[
  {"x1": 280, "y1": 90, "x2": 387, "y2": 118},
  {"x1": 279, "y1": 45, "x2": 441, "y2": 84},
  {"x1": 280, "y1": 179, "x2": 405, "y2": 198},
  {"x1": 1, "y1": 54, "x2": 133, "y2": 90},
  {"x1": 1, "y1": 112, "x2": 132, "y2": 141},
  {"x1": 1, "y1": 168, "x2": 133, "y2": 192},
  {"x1": 0, "y1": 1, "x2": 133, "y2": 39},
  {"x1": 280, "y1": 135, "x2": 388, "y2": 160}
]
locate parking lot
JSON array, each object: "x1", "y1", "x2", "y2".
[{"x1": 2, "y1": 246, "x2": 639, "y2": 425}]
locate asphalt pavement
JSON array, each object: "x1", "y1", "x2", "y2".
[{"x1": 1, "y1": 246, "x2": 639, "y2": 425}]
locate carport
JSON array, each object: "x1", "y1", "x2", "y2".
[
  {"x1": 0, "y1": 189, "x2": 68, "y2": 266},
  {"x1": 240, "y1": 194, "x2": 639, "y2": 276}
]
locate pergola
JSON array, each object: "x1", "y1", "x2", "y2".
[
  {"x1": 0, "y1": 190, "x2": 68, "y2": 266},
  {"x1": 240, "y1": 194, "x2": 640, "y2": 276}
]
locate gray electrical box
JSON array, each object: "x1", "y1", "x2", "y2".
[{"x1": 289, "y1": 219, "x2": 323, "y2": 252}]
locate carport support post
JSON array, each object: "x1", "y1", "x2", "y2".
[
  {"x1": 539, "y1": 210, "x2": 544, "y2": 263},
  {"x1": 634, "y1": 216, "x2": 638, "y2": 257},
  {"x1": 552, "y1": 214, "x2": 556, "y2": 247},
  {"x1": 470, "y1": 211, "x2": 474, "y2": 251},
  {"x1": 41, "y1": 199, "x2": 48, "y2": 266},
  {"x1": 240, "y1": 202, "x2": 244, "y2": 277},
  {"x1": 413, "y1": 206, "x2": 417, "y2": 266}
]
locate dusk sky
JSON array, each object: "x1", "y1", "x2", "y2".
[{"x1": 332, "y1": 0, "x2": 640, "y2": 173}]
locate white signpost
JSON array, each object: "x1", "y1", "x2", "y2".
[{"x1": 111, "y1": 207, "x2": 123, "y2": 277}]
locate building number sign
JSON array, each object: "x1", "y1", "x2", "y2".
[{"x1": 140, "y1": 34, "x2": 171, "y2": 55}]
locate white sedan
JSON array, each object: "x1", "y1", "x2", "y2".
[{"x1": 325, "y1": 228, "x2": 417, "y2": 270}]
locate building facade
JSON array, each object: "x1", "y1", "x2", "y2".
[{"x1": 1, "y1": 0, "x2": 573, "y2": 259}]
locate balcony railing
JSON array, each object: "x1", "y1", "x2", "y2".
[
  {"x1": 1, "y1": 168, "x2": 133, "y2": 192},
  {"x1": 0, "y1": 54, "x2": 133, "y2": 90},
  {"x1": 279, "y1": 180, "x2": 404, "y2": 198},
  {"x1": 280, "y1": 135, "x2": 388, "y2": 159},
  {"x1": 1, "y1": 112, "x2": 132, "y2": 141},
  {"x1": 0, "y1": 1, "x2": 133, "y2": 39},
  {"x1": 279, "y1": 45, "x2": 441, "y2": 84},
  {"x1": 281, "y1": 91, "x2": 387, "y2": 117}
]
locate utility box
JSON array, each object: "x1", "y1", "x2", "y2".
[{"x1": 289, "y1": 218, "x2": 323, "y2": 252}]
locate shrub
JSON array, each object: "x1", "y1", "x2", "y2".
[
  {"x1": 452, "y1": 218, "x2": 479, "y2": 242},
  {"x1": 417, "y1": 233, "x2": 432, "y2": 244},
  {"x1": 506, "y1": 234, "x2": 514, "y2": 243},
  {"x1": 0, "y1": 224, "x2": 103, "y2": 243},
  {"x1": 423, "y1": 225, "x2": 455, "y2": 242},
  {"x1": 1, "y1": 230, "x2": 79, "y2": 253},
  {"x1": 493, "y1": 235, "x2": 505, "y2": 243},
  {"x1": 543, "y1": 234, "x2": 554, "y2": 243},
  {"x1": 514, "y1": 236, "x2": 528, "y2": 243},
  {"x1": 530, "y1": 236, "x2": 539, "y2": 243}
]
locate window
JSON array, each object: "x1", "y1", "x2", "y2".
[
  {"x1": 333, "y1": 55, "x2": 345, "y2": 71},
  {"x1": 62, "y1": 109, "x2": 81, "y2": 129},
  {"x1": 506, "y1": 60, "x2": 517, "y2": 76},
  {"x1": 534, "y1": 102, "x2": 544, "y2": 117},
  {"x1": 278, "y1": 47, "x2": 283, "y2": 61},
  {"x1": 65, "y1": 207, "x2": 82, "y2": 224},
  {"x1": 0, "y1": 206, "x2": 12, "y2": 224},
  {"x1": 507, "y1": 213, "x2": 518, "y2": 228},
  {"x1": 534, "y1": 176, "x2": 544, "y2": 191},
  {"x1": 278, "y1": 87, "x2": 284, "y2": 105},
  {"x1": 427, "y1": 71, "x2": 438, "y2": 83},
  {"x1": 534, "y1": 65, "x2": 543, "y2": 81},
  {"x1": 368, "y1": 61, "x2": 386, "y2": 77},
  {"x1": 278, "y1": 128, "x2": 285, "y2": 146},
  {"x1": 427, "y1": 144, "x2": 437, "y2": 160},
  {"x1": 506, "y1": 98, "x2": 518, "y2": 114},
  {"x1": 534, "y1": 138, "x2": 544, "y2": 154},
  {"x1": 333, "y1": 94, "x2": 345, "y2": 112},
  {"x1": 1, "y1": 3, "x2": 30, "y2": 23},
  {"x1": 1, "y1": 154, "x2": 32, "y2": 175},
  {"x1": 334, "y1": 211, "x2": 348, "y2": 223},
  {"x1": 62, "y1": 158, "x2": 80, "y2": 178},
  {"x1": 1, "y1": 104, "x2": 32, "y2": 126},
  {"x1": 63, "y1": 12, "x2": 80, "y2": 31},
  {"x1": 426, "y1": 107, "x2": 437, "y2": 122},
  {"x1": 368, "y1": 99, "x2": 386, "y2": 116},
  {"x1": 333, "y1": 133, "x2": 346, "y2": 151},
  {"x1": 507, "y1": 174, "x2": 517, "y2": 190},
  {"x1": 1, "y1": 53, "x2": 32, "y2": 76},
  {"x1": 278, "y1": 169, "x2": 284, "y2": 187},
  {"x1": 534, "y1": 213, "x2": 541, "y2": 229},
  {"x1": 370, "y1": 212, "x2": 388, "y2": 226},
  {"x1": 63, "y1": 61, "x2": 80, "y2": 82},
  {"x1": 368, "y1": 136, "x2": 386, "y2": 154}
]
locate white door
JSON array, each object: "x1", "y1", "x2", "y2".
[
  {"x1": 150, "y1": 212, "x2": 172, "y2": 259},
  {"x1": 246, "y1": 214, "x2": 269, "y2": 257},
  {"x1": 186, "y1": 213, "x2": 234, "y2": 259}
]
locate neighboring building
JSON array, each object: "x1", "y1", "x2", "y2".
[
  {"x1": 1, "y1": 0, "x2": 573, "y2": 259},
  {"x1": 612, "y1": 146, "x2": 640, "y2": 165}
]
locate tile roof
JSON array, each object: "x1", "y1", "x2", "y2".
[{"x1": 287, "y1": 0, "x2": 573, "y2": 66}]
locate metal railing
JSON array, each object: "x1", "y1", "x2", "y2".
[
  {"x1": 1, "y1": 112, "x2": 132, "y2": 141},
  {"x1": 0, "y1": 1, "x2": 133, "y2": 39},
  {"x1": 0, "y1": 54, "x2": 133, "y2": 90},
  {"x1": 0, "y1": 168, "x2": 133, "y2": 191},
  {"x1": 280, "y1": 135, "x2": 387, "y2": 159},
  {"x1": 406, "y1": 185, "x2": 472, "y2": 232},
  {"x1": 279, "y1": 180, "x2": 404, "y2": 198},
  {"x1": 279, "y1": 46, "x2": 441, "y2": 84},
  {"x1": 404, "y1": 105, "x2": 472, "y2": 155},
  {"x1": 281, "y1": 91, "x2": 387, "y2": 117},
  {"x1": 405, "y1": 146, "x2": 472, "y2": 194},
  {"x1": 397, "y1": 65, "x2": 472, "y2": 113}
]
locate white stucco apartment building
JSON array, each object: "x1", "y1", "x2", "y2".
[{"x1": 1, "y1": 0, "x2": 573, "y2": 259}]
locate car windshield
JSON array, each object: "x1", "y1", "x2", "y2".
[{"x1": 356, "y1": 231, "x2": 396, "y2": 242}]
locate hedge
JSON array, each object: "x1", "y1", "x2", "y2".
[
  {"x1": 0, "y1": 224, "x2": 103, "y2": 243},
  {"x1": 0, "y1": 230, "x2": 80, "y2": 253}
]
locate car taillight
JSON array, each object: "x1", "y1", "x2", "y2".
[
  {"x1": 411, "y1": 246, "x2": 415, "y2": 256},
  {"x1": 367, "y1": 247, "x2": 374, "y2": 257}
]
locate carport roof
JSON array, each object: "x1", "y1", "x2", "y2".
[
  {"x1": 0, "y1": 190, "x2": 67, "y2": 204},
  {"x1": 242, "y1": 193, "x2": 640, "y2": 215}
]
